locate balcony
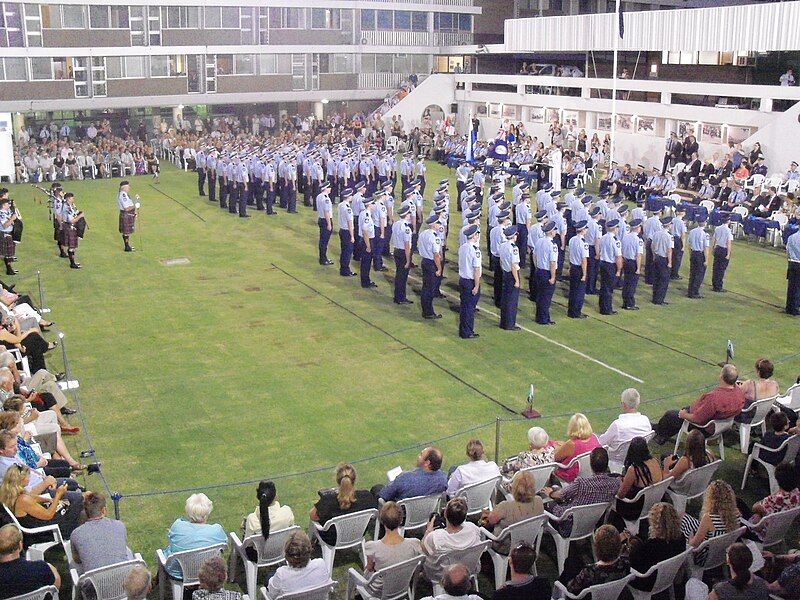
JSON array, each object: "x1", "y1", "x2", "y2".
[
  {"x1": 361, "y1": 30, "x2": 431, "y2": 46},
  {"x1": 433, "y1": 32, "x2": 474, "y2": 46},
  {"x1": 358, "y1": 72, "x2": 406, "y2": 90}
]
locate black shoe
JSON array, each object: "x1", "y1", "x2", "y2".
[
  {"x1": 367, "y1": 282, "x2": 378, "y2": 288},
  {"x1": 60, "y1": 407, "x2": 77, "y2": 416},
  {"x1": 239, "y1": 215, "x2": 251, "y2": 218},
  {"x1": 670, "y1": 275, "x2": 682, "y2": 280},
  {"x1": 423, "y1": 313, "x2": 442, "y2": 319},
  {"x1": 569, "y1": 314, "x2": 588, "y2": 319},
  {"x1": 435, "y1": 293, "x2": 446, "y2": 299},
  {"x1": 320, "y1": 260, "x2": 334, "y2": 266},
  {"x1": 466, "y1": 333, "x2": 480, "y2": 338},
  {"x1": 377, "y1": 267, "x2": 389, "y2": 272},
  {"x1": 87, "y1": 462, "x2": 102, "y2": 475},
  {"x1": 348, "y1": 272, "x2": 358, "y2": 277},
  {"x1": 623, "y1": 306, "x2": 640, "y2": 310},
  {"x1": 79, "y1": 449, "x2": 95, "y2": 458},
  {"x1": 70, "y1": 262, "x2": 82, "y2": 269},
  {"x1": 59, "y1": 251, "x2": 68, "y2": 258},
  {"x1": 601, "y1": 310, "x2": 618, "y2": 315},
  {"x1": 5, "y1": 268, "x2": 17, "y2": 275},
  {"x1": 55, "y1": 372, "x2": 66, "y2": 381},
  {"x1": 401, "y1": 299, "x2": 413, "y2": 304},
  {"x1": 124, "y1": 246, "x2": 135, "y2": 252},
  {"x1": 712, "y1": 288, "x2": 726, "y2": 293}
]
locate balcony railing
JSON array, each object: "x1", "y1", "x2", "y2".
[
  {"x1": 433, "y1": 32, "x2": 473, "y2": 46},
  {"x1": 361, "y1": 30, "x2": 431, "y2": 46},
  {"x1": 358, "y1": 72, "x2": 406, "y2": 90}
]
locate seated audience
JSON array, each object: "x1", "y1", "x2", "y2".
[
  {"x1": 446, "y1": 438, "x2": 500, "y2": 496},
  {"x1": 265, "y1": 531, "x2": 330, "y2": 599},
  {"x1": 377, "y1": 447, "x2": 447, "y2": 501},
  {"x1": 663, "y1": 429, "x2": 715, "y2": 485},
  {"x1": 492, "y1": 542, "x2": 551, "y2": 599},
  {"x1": 123, "y1": 565, "x2": 152, "y2": 600},
  {"x1": 70, "y1": 492, "x2": 132, "y2": 574},
  {"x1": 243, "y1": 480, "x2": 295, "y2": 539},
  {"x1": 751, "y1": 412, "x2": 793, "y2": 464},
  {"x1": 361, "y1": 502, "x2": 422, "y2": 596},
  {"x1": 626, "y1": 503, "x2": 687, "y2": 591},
  {"x1": 499, "y1": 427, "x2": 555, "y2": 488},
  {"x1": 0, "y1": 523, "x2": 60, "y2": 599},
  {"x1": 654, "y1": 364, "x2": 746, "y2": 443},
  {"x1": 310, "y1": 463, "x2": 377, "y2": 546},
  {"x1": 423, "y1": 563, "x2": 482, "y2": 600},
  {"x1": 613, "y1": 436, "x2": 663, "y2": 522},
  {"x1": 191, "y1": 556, "x2": 241, "y2": 600},
  {"x1": 747, "y1": 463, "x2": 800, "y2": 529},
  {"x1": 553, "y1": 413, "x2": 601, "y2": 483},
  {"x1": 481, "y1": 471, "x2": 544, "y2": 554},
  {"x1": 736, "y1": 358, "x2": 780, "y2": 421},
  {"x1": 0, "y1": 411, "x2": 78, "y2": 479},
  {"x1": 162, "y1": 493, "x2": 227, "y2": 579},
  {"x1": 764, "y1": 550, "x2": 800, "y2": 598},
  {"x1": 421, "y1": 497, "x2": 482, "y2": 582},
  {"x1": 682, "y1": 480, "x2": 740, "y2": 564},
  {"x1": 709, "y1": 543, "x2": 770, "y2": 600},
  {"x1": 597, "y1": 388, "x2": 652, "y2": 468},
  {"x1": 562, "y1": 525, "x2": 630, "y2": 594}
]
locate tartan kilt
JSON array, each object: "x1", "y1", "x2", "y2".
[
  {"x1": 53, "y1": 218, "x2": 61, "y2": 242},
  {"x1": 0, "y1": 233, "x2": 15, "y2": 258},
  {"x1": 62, "y1": 223, "x2": 79, "y2": 250},
  {"x1": 119, "y1": 210, "x2": 136, "y2": 235}
]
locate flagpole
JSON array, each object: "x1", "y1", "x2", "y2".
[{"x1": 610, "y1": 0, "x2": 621, "y2": 168}]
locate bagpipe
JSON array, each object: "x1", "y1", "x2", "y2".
[{"x1": 75, "y1": 214, "x2": 87, "y2": 239}]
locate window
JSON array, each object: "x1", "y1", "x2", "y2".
[
  {"x1": 458, "y1": 14, "x2": 471, "y2": 32},
  {"x1": 3, "y1": 57, "x2": 26, "y2": 80},
  {"x1": 204, "y1": 6, "x2": 220, "y2": 28},
  {"x1": 105, "y1": 55, "x2": 122, "y2": 78},
  {"x1": 259, "y1": 54, "x2": 291, "y2": 74},
  {"x1": 434, "y1": 13, "x2": 454, "y2": 32},
  {"x1": 215, "y1": 54, "x2": 232, "y2": 75},
  {"x1": 234, "y1": 54, "x2": 254, "y2": 75},
  {"x1": 393, "y1": 54, "x2": 410, "y2": 74},
  {"x1": 61, "y1": 4, "x2": 85, "y2": 28},
  {"x1": 124, "y1": 55, "x2": 145, "y2": 78},
  {"x1": 319, "y1": 53, "x2": 353, "y2": 74},
  {"x1": 221, "y1": 6, "x2": 238, "y2": 28},
  {"x1": 311, "y1": 8, "x2": 339, "y2": 29},
  {"x1": 89, "y1": 5, "x2": 127, "y2": 28},
  {"x1": 361, "y1": 54, "x2": 376, "y2": 73},
  {"x1": 30, "y1": 56, "x2": 52, "y2": 79},
  {"x1": 376, "y1": 54, "x2": 392, "y2": 73},
  {"x1": 110, "y1": 5, "x2": 128, "y2": 28},
  {"x1": 258, "y1": 7, "x2": 268, "y2": 43},
  {"x1": 411, "y1": 54, "x2": 428, "y2": 74},
  {"x1": 23, "y1": 4, "x2": 42, "y2": 47},
  {"x1": 360, "y1": 9, "x2": 375, "y2": 30},
  {"x1": 376, "y1": 10, "x2": 392, "y2": 30},
  {"x1": 394, "y1": 11, "x2": 411, "y2": 31},
  {"x1": 269, "y1": 7, "x2": 303, "y2": 29},
  {"x1": 52, "y1": 56, "x2": 71, "y2": 79},
  {"x1": 150, "y1": 55, "x2": 170, "y2": 77},
  {"x1": 165, "y1": 6, "x2": 199, "y2": 29},
  {"x1": 40, "y1": 5, "x2": 59, "y2": 28},
  {"x1": 0, "y1": 3, "x2": 25, "y2": 47},
  {"x1": 411, "y1": 12, "x2": 427, "y2": 31}
]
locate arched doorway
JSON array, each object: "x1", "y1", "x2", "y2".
[{"x1": 422, "y1": 104, "x2": 445, "y2": 128}]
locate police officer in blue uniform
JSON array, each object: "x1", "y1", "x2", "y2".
[
  {"x1": 567, "y1": 220, "x2": 589, "y2": 319},
  {"x1": 196, "y1": 147, "x2": 207, "y2": 196},
  {"x1": 499, "y1": 225, "x2": 521, "y2": 330},
  {"x1": 527, "y1": 209, "x2": 548, "y2": 302},
  {"x1": 491, "y1": 209, "x2": 512, "y2": 308},
  {"x1": 642, "y1": 209, "x2": 662, "y2": 285},
  {"x1": 419, "y1": 214, "x2": 443, "y2": 319},
  {"x1": 585, "y1": 206, "x2": 603, "y2": 295},
  {"x1": 711, "y1": 215, "x2": 733, "y2": 292},
  {"x1": 651, "y1": 216, "x2": 674, "y2": 305},
  {"x1": 670, "y1": 205, "x2": 687, "y2": 280},
  {"x1": 621, "y1": 218, "x2": 644, "y2": 310},
  {"x1": 316, "y1": 182, "x2": 333, "y2": 265},
  {"x1": 786, "y1": 228, "x2": 800, "y2": 316},
  {"x1": 533, "y1": 221, "x2": 558, "y2": 325},
  {"x1": 598, "y1": 218, "x2": 623, "y2": 315},
  {"x1": 458, "y1": 224, "x2": 482, "y2": 338},
  {"x1": 337, "y1": 189, "x2": 357, "y2": 277},
  {"x1": 392, "y1": 205, "x2": 414, "y2": 305},
  {"x1": 686, "y1": 214, "x2": 710, "y2": 298},
  {"x1": 359, "y1": 195, "x2": 377, "y2": 288}
]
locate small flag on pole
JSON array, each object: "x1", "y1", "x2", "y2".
[
  {"x1": 466, "y1": 112, "x2": 476, "y2": 164},
  {"x1": 618, "y1": 2, "x2": 625, "y2": 39},
  {"x1": 523, "y1": 383, "x2": 541, "y2": 419}
]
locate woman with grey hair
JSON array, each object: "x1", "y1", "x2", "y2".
[
  {"x1": 161, "y1": 493, "x2": 227, "y2": 579},
  {"x1": 500, "y1": 426, "x2": 555, "y2": 491},
  {"x1": 191, "y1": 556, "x2": 241, "y2": 600}
]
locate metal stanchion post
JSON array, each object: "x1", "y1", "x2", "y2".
[
  {"x1": 112, "y1": 492, "x2": 122, "y2": 520},
  {"x1": 494, "y1": 417, "x2": 501, "y2": 465}
]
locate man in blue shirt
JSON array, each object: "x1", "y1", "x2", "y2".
[
  {"x1": 786, "y1": 229, "x2": 800, "y2": 316},
  {"x1": 375, "y1": 447, "x2": 447, "y2": 501}
]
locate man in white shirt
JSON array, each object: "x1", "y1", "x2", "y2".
[
  {"x1": 597, "y1": 388, "x2": 652, "y2": 469},
  {"x1": 422, "y1": 498, "x2": 482, "y2": 582},
  {"x1": 446, "y1": 439, "x2": 500, "y2": 496},
  {"x1": 424, "y1": 564, "x2": 482, "y2": 600}
]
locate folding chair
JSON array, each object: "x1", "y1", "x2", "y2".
[
  {"x1": 229, "y1": 526, "x2": 301, "y2": 599},
  {"x1": 666, "y1": 460, "x2": 723, "y2": 514}
]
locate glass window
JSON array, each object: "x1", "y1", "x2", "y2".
[
  {"x1": 89, "y1": 5, "x2": 109, "y2": 28},
  {"x1": 312, "y1": 8, "x2": 339, "y2": 29},
  {"x1": 52, "y1": 56, "x2": 71, "y2": 79},
  {"x1": 186, "y1": 7, "x2": 199, "y2": 28},
  {"x1": 276, "y1": 54, "x2": 290, "y2": 73},
  {"x1": 412, "y1": 12, "x2": 427, "y2": 30},
  {"x1": 216, "y1": 54, "x2": 232, "y2": 75},
  {"x1": 333, "y1": 53, "x2": 353, "y2": 73},
  {"x1": 361, "y1": 54, "x2": 376, "y2": 73},
  {"x1": 110, "y1": 5, "x2": 128, "y2": 28},
  {"x1": 458, "y1": 14, "x2": 471, "y2": 32},
  {"x1": 30, "y1": 56, "x2": 51, "y2": 79},
  {"x1": 62, "y1": 5, "x2": 85, "y2": 28},
  {"x1": 125, "y1": 56, "x2": 145, "y2": 77},
  {"x1": 234, "y1": 54, "x2": 253, "y2": 74},
  {"x1": 259, "y1": 54, "x2": 276, "y2": 74},
  {"x1": 166, "y1": 6, "x2": 179, "y2": 27},
  {"x1": 285, "y1": 8, "x2": 302, "y2": 28},
  {"x1": 376, "y1": 54, "x2": 392, "y2": 73},
  {"x1": 40, "y1": 5, "x2": 59, "y2": 28},
  {"x1": 150, "y1": 55, "x2": 170, "y2": 77},
  {"x1": 4, "y1": 57, "x2": 26, "y2": 80},
  {"x1": 394, "y1": 11, "x2": 411, "y2": 31},
  {"x1": 221, "y1": 6, "x2": 238, "y2": 28},
  {"x1": 393, "y1": 54, "x2": 410, "y2": 74},
  {"x1": 411, "y1": 54, "x2": 428, "y2": 74},
  {"x1": 360, "y1": 9, "x2": 375, "y2": 30},
  {"x1": 204, "y1": 6, "x2": 221, "y2": 28},
  {"x1": 376, "y1": 10, "x2": 392, "y2": 30},
  {"x1": 105, "y1": 55, "x2": 122, "y2": 78}
]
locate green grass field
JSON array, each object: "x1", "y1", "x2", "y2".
[{"x1": 6, "y1": 162, "x2": 799, "y2": 597}]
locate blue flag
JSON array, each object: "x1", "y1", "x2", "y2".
[
  {"x1": 490, "y1": 136, "x2": 509, "y2": 161},
  {"x1": 618, "y1": 3, "x2": 624, "y2": 38},
  {"x1": 466, "y1": 128, "x2": 476, "y2": 164}
]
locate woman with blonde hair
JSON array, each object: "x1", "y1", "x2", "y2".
[
  {"x1": 309, "y1": 463, "x2": 377, "y2": 546},
  {"x1": 682, "y1": 480, "x2": 740, "y2": 564},
  {"x1": 554, "y1": 413, "x2": 600, "y2": 483},
  {"x1": 626, "y1": 503, "x2": 686, "y2": 591},
  {"x1": 481, "y1": 470, "x2": 544, "y2": 554}
]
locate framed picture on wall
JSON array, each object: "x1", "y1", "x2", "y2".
[
  {"x1": 597, "y1": 114, "x2": 612, "y2": 131},
  {"x1": 546, "y1": 108, "x2": 560, "y2": 123},
  {"x1": 530, "y1": 107, "x2": 545, "y2": 123},
  {"x1": 677, "y1": 120, "x2": 696, "y2": 138},
  {"x1": 562, "y1": 110, "x2": 578, "y2": 127},
  {"x1": 488, "y1": 103, "x2": 502, "y2": 118},
  {"x1": 616, "y1": 114, "x2": 633, "y2": 132},
  {"x1": 636, "y1": 116, "x2": 656, "y2": 135},
  {"x1": 502, "y1": 104, "x2": 517, "y2": 119},
  {"x1": 727, "y1": 126, "x2": 752, "y2": 145},
  {"x1": 476, "y1": 104, "x2": 488, "y2": 117},
  {"x1": 701, "y1": 123, "x2": 723, "y2": 144}
]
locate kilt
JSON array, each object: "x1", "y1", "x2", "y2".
[
  {"x1": 62, "y1": 223, "x2": 78, "y2": 250},
  {"x1": 119, "y1": 210, "x2": 136, "y2": 235},
  {"x1": 53, "y1": 219, "x2": 61, "y2": 242},
  {"x1": 0, "y1": 233, "x2": 15, "y2": 258}
]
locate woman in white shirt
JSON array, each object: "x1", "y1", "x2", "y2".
[
  {"x1": 243, "y1": 480, "x2": 295, "y2": 539},
  {"x1": 265, "y1": 531, "x2": 330, "y2": 599},
  {"x1": 446, "y1": 439, "x2": 500, "y2": 496}
]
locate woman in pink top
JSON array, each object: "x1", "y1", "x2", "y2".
[{"x1": 554, "y1": 413, "x2": 601, "y2": 482}]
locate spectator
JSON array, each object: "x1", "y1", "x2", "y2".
[
  {"x1": 265, "y1": 531, "x2": 330, "y2": 599},
  {"x1": 162, "y1": 493, "x2": 227, "y2": 579},
  {"x1": 70, "y1": 492, "x2": 132, "y2": 575},
  {"x1": 682, "y1": 480, "x2": 740, "y2": 564},
  {"x1": 421, "y1": 497, "x2": 482, "y2": 582},
  {"x1": 492, "y1": 542, "x2": 551, "y2": 599},
  {"x1": 446, "y1": 439, "x2": 501, "y2": 496},
  {"x1": 626, "y1": 503, "x2": 687, "y2": 592},
  {"x1": 597, "y1": 388, "x2": 652, "y2": 468},
  {"x1": 553, "y1": 413, "x2": 601, "y2": 483},
  {"x1": 310, "y1": 463, "x2": 377, "y2": 546},
  {"x1": 122, "y1": 565, "x2": 151, "y2": 600},
  {"x1": 780, "y1": 69, "x2": 795, "y2": 87},
  {"x1": 747, "y1": 463, "x2": 800, "y2": 529},
  {"x1": 653, "y1": 364, "x2": 746, "y2": 444},
  {"x1": 709, "y1": 543, "x2": 770, "y2": 599},
  {"x1": 755, "y1": 412, "x2": 795, "y2": 464},
  {"x1": 0, "y1": 523, "x2": 60, "y2": 599},
  {"x1": 481, "y1": 471, "x2": 544, "y2": 554},
  {"x1": 500, "y1": 427, "x2": 555, "y2": 488},
  {"x1": 662, "y1": 429, "x2": 715, "y2": 483},
  {"x1": 425, "y1": 563, "x2": 481, "y2": 600},
  {"x1": 191, "y1": 556, "x2": 241, "y2": 600},
  {"x1": 377, "y1": 447, "x2": 447, "y2": 502},
  {"x1": 361, "y1": 502, "x2": 422, "y2": 596},
  {"x1": 562, "y1": 525, "x2": 630, "y2": 594},
  {"x1": 243, "y1": 480, "x2": 295, "y2": 539},
  {"x1": 737, "y1": 358, "x2": 780, "y2": 420},
  {"x1": 613, "y1": 436, "x2": 664, "y2": 523},
  {"x1": 765, "y1": 550, "x2": 800, "y2": 598}
]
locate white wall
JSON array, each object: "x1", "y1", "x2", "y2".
[
  {"x1": 0, "y1": 113, "x2": 14, "y2": 183},
  {"x1": 381, "y1": 74, "x2": 456, "y2": 132}
]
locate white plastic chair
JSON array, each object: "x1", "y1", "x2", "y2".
[
  {"x1": 344, "y1": 554, "x2": 423, "y2": 600},
  {"x1": 674, "y1": 417, "x2": 734, "y2": 460},
  {"x1": 394, "y1": 494, "x2": 442, "y2": 536},
  {"x1": 769, "y1": 213, "x2": 789, "y2": 247},
  {"x1": 742, "y1": 435, "x2": 800, "y2": 495},
  {"x1": 386, "y1": 136, "x2": 399, "y2": 153},
  {"x1": 788, "y1": 179, "x2": 800, "y2": 194},
  {"x1": 699, "y1": 200, "x2": 715, "y2": 215},
  {"x1": 607, "y1": 431, "x2": 656, "y2": 474},
  {"x1": 689, "y1": 526, "x2": 745, "y2": 578},
  {"x1": 552, "y1": 575, "x2": 631, "y2": 599},
  {"x1": 309, "y1": 508, "x2": 378, "y2": 575},
  {"x1": 480, "y1": 513, "x2": 547, "y2": 588},
  {"x1": 454, "y1": 476, "x2": 501, "y2": 517},
  {"x1": 260, "y1": 580, "x2": 337, "y2": 600},
  {"x1": 7, "y1": 586, "x2": 59, "y2": 600},
  {"x1": 672, "y1": 162, "x2": 686, "y2": 175},
  {"x1": 731, "y1": 206, "x2": 749, "y2": 237},
  {"x1": 155, "y1": 542, "x2": 227, "y2": 600},
  {"x1": 666, "y1": 460, "x2": 723, "y2": 514},
  {"x1": 627, "y1": 550, "x2": 690, "y2": 600},
  {"x1": 2, "y1": 504, "x2": 69, "y2": 562},
  {"x1": 429, "y1": 540, "x2": 490, "y2": 597},
  {"x1": 502, "y1": 462, "x2": 557, "y2": 500},
  {"x1": 744, "y1": 173, "x2": 765, "y2": 192},
  {"x1": 544, "y1": 502, "x2": 611, "y2": 574},
  {"x1": 741, "y1": 505, "x2": 800, "y2": 551},
  {"x1": 734, "y1": 395, "x2": 778, "y2": 452},
  {"x1": 70, "y1": 556, "x2": 146, "y2": 600},
  {"x1": 777, "y1": 383, "x2": 800, "y2": 411},
  {"x1": 229, "y1": 526, "x2": 301, "y2": 599},
  {"x1": 614, "y1": 477, "x2": 673, "y2": 534},
  {"x1": 555, "y1": 451, "x2": 593, "y2": 483}
]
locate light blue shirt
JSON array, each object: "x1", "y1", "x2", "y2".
[
  {"x1": 713, "y1": 224, "x2": 733, "y2": 248},
  {"x1": 599, "y1": 232, "x2": 622, "y2": 263},
  {"x1": 418, "y1": 228, "x2": 441, "y2": 259},
  {"x1": 651, "y1": 228, "x2": 674, "y2": 257},
  {"x1": 687, "y1": 225, "x2": 710, "y2": 252},
  {"x1": 568, "y1": 234, "x2": 589, "y2": 266},
  {"x1": 787, "y1": 230, "x2": 800, "y2": 261},
  {"x1": 499, "y1": 240, "x2": 520, "y2": 272},
  {"x1": 458, "y1": 242, "x2": 482, "y2": 279},
  {"x1": 534, "y1": 236, "x2": 558, "y2": 269},
  {"x1": 163, "y1": 519, "x2": 227, "y2": 579},
  {"x1": 621, "y1": 233, "x2": 643, "y2": 260}
]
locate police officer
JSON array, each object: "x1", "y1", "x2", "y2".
[
  {"x1": 337, "y1": 189, "x2": 356, "y2": 277},
  {"x1": 711, "y1": 214, "x2": 733, "y2": 292},
  {"x1": 392, "y1": 205, "x2": 414, "y2": 305},
  {"x1": 235, "y1": 157, "x2": 250, "y2": 218},
  {"x1": 491, "y1": 209, "x2": 512, "y2": 308},
  {"x1": 527, "y1": 209, "x2": 548, "y2": 302},
  {"x1": 786, "y1": 227, "x2": 800, "y2": 316},
  {"x1": 359, "y1": 195, "x2": 377, "y2": 289},
  {"x1": 316, "y1": 182, "x2": 333, "y2": 266},
  {"x1": 207, "y1": 150, "x2": 217, "y2": 205},
  {"x1": 642, "y1": 209, "x2": 662, "y2": 285},
  {"x1": 598, "y1": 219, "x2": 623, "y2": 315},
  {"x1": 419, "y1": 214, "x2": 443, "y2": 319},
  {"x1": 621, "y1": 218, "x2": 644, "y2": 310},
  {"x1": 533, "y1": 221, "x2": 558, "y2": 325},
  {"x1": 687, "y1": 215, "x2": 710, "y2": 298},
  {"x1": 458, "y1": 224, "x2": 482, "y2": 338},
  {"x1": 585, "y1": 206, "x2": 603, "y2": 295},
  {"x1": 499, "y1": 225, "x2": 521, "y2": 330},
  {"x1": 567, "y1": 220, "x2": 589, "y2": 319},
  {"x1": 196, "y1": 146, "x2": 207, "y2": 196},
  {"x1": 0, "y1": 197, "x2": 17, "y2": 275},
  {"x1": 371, "y1": 191, "x2": 388, "y2": 272},
  {"x1": 117, "y1": 180, "x2": 137, "y2": 252},
  {"x1": 651, "y1": 216, "x2": 674, "y2": 305},
  {"x1": 227, "y1": 156, "x2": 240, "y2": 215},
  {"x1": 282, "y1": 158, "x2": 298, "y2": 213},
  {"x1": 264, "y1": 156, "x2": 277, "y2": 215},
  {"x1": 670, "y1": 205, "x2": 687, "y2": 280},
  {"x1": 61, "y1": 192, "x2": 83, "y2": 269},
  {"x1": 217, "y1": 153, "x2": 228, "y2": 209},
  {"x1": 515, "y1": 194, "x2": 531, "y2": 269}
]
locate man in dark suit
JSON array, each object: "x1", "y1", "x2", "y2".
[
  {"x1": 753, "y1": 187, "x2": 783, "y2": 217},
  {"x1": 662, "y1": 132, "x2": 683, "y2": 175},
  {"x1": 679, "y1": 152, "x2": 702, "y2": 190},
  {"x1": 713, "y1": 179, "x2": 732, "y2": 207}
]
